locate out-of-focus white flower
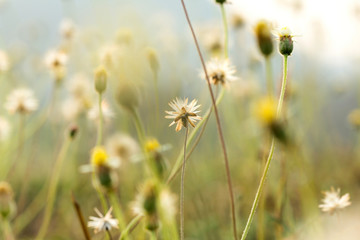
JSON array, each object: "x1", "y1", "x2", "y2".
[
  {"x1": 199, "y1": 25, "x2": 223, "y2": 55},
  {"x1": 160, "y1": 189, "x2": 177, "y2": 220},
  {"x1": 87, "y1": 100, "x2": 114, "y2": 123},
  {"x1": 0, "y1": 50, "x2": 10, "y2": 72},
  {"x1": 60, "y1": 19, "x2": 76, "y2": 40},
  {"x1": 0, "y1": 117, "x2": 10, "y2": 141},
  {"x1": 68, "y1": 73, "x2": 93, "y2": 101},
  {"x1": 319, "y1": 187, "x2": 351, "y2": 214},
  {"x1": 4, "y1": 88, "x2": 38, "y2": 114},
  {"x1": 106, "y1": 133, "x2": 140, "y2": 163},
  {"x1": 88, "y1": 207, "x2": 118, "y2": 234},
  {"x1": 202, "y1": 58, "x2": 237, "y2": 87},
  {"x1": 61, "y1": 98, "x2": 83, "y2": 121},
  {"x1": 44, "y1": 49, "x2": 68, "y2": 82},
  {"x1": 99, "y1": 43, "x2": 121, "y2": 67}
]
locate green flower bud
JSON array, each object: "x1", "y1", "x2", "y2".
[
  {"x1": 254, "y1": 20, "x2": 274, "y2": 57},
  {"x1": 278, "y1": 27, "x2": 294, "y2": 56},
  {"x1": 145, "y1": 47, "x2": 160, "y2": 76},
  {"x1": 215, "y1": 0, "x2": 227, "y2": 4},
  {"x1": 94, "y1": 65, "x2": 107, "y2": 94},
  {"x1": 0, "y1": 182, "x2": 16, "y2": 220}
]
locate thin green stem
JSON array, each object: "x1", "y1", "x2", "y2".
[
  {"x1": 220, "y1": 4, "x2": 229, "y2": 59},
  {"x1": 150, "y1": 231, "x2": 157, "y2": 240},
  {"x1": 1, "y1": 219, "x2": 15, "y2": 240},
  {"x1": 108, "y1": 191, "x2": 127, "y2": 239},
  {"x1": 97, "y1": 93, "x2": 103, "y2": 146},
  {"x1": 180, "y1": 128, "x2": 188, "y2": 240},
  {"x1": 180, "y1": 1, "x2": 237, "y2": 239},
  {"x1": 240, "y1": 55, "x2": 288, "y2": 240},
  {"x1": 265, "y1": 57, "x2": 273, "y2": 97},
  {"x1": 132, "y1": 110, "x2": 146, "y2": 146},
  {"x1": 119, "y1": 215, "x2": 143, "y2": 240},
  {"x1": 35, "y1": 136, "x2": 72, "y2": 240},
  {"x1": 92, "y1": 173, "x2": 108, "y2": 212}
]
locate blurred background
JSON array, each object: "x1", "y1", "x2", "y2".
[{"x1": 0, "y1": 0, "x2": 360, "y2": 239}]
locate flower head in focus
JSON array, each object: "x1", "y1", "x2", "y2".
[
  {"x1": 202, "y1": 58, "x2": 237, "y2": 87},
  {"x1": 165, "y1": 98, "x2": 202, "y2": 132},
  {"x1": 319, "y1": 187, "x2": 351, "y2": 214},
  {"x1": 88, "y1": 207, "x2": 118, "y2": 234},
  {"x1": 4, "y1": 88, "x2": 38, "y2": 114}
]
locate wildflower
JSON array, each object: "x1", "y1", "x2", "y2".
[
  {"x1": 115, "y1": 83, "x2": 140, "y2": 114},
  {"x1": 0, "y1": 181, "x2": 16, "y2": 219},
  {"x1": 131, "y1": 180, "x2": 159, "y2": 231},
  {"x1": 90, "y1": 147, "x2": 119, "y2": 192},
  {"x1": 4, "y1": 88, "x2": 38, "y2": 114},
  {"x1": 88, "y1": 100, "x2": 114, "y2": 123},
  {"x1": 88, "y1": 207, "x2": 119, "y2": 234},
  {"x1": 0, "y1": 49, "x2": 9, "y2": 72},
  {"x1": 68, "y1": 73, "x2": 92, "y2": 100},
  {"x1": 145, "y1": 139, "x2": 161, "y2": 153},
  {"x1": 61, "y1": 98, "x2": 84, "y2": 121},
  {"x1": 159, "y1": 189, "x2": 177, "y2": 220},
  {"x1": 59, "y1": 19, "x2": 75, "y2": 40},
  {"x1": 99, "y1": 43, "x2": 121, "y2": 67},
  {"x1": 255, "y1": 97, "x2": 288, "y2": 143},
  {"x1": 199, "y1": 26, "x2": 223, "y2": 55},
  {"x1": 44, "y1": 49, "x2": 68, "y2": 82},
  {"x1": 254, "y1": 20, "x2": 274, "y2": 57},
  {"x1": 145, "y1": 47, "x2": 160, "y2": 76},
  {"x1": 276, "y1": 27, "x2": 294, "y2": 56},
  {"x1": 165, "y1": 98, "x2": 202, "y2": 132},
  {"x1": 106, "y1": 133, "x2": 140, "y2": 163},
  {"x1": 319, "y1": 187, "x2": 351, "y2": 214},
  {"x1": 255, "y1": 97, "x2": 277, "y2": 126},
  {"x1": 348, "y1": 109, "x2": 360, "y2": 129},
  {"x1": 202, "y1": 58, "x2": 237, "y2": 87},
  {"x1": 94, "y1": 65, "x2": 107, "y2": 94},
  {"x1": 0, "y1": 117, "x2": 10, "y2": 141},
  {"x1": 145, "y1": 138, "x2": 169, "y2": 179},
  {"x1": 231, "y1": 12, "x2": 245, "y2": 29}
]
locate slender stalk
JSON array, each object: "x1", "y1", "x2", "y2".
[
  {"x1": 92, "y1": 173, "x2": 108, "y2": 212},
  {"x1": 220, "y1": 4, "x2": 229, "y2": 59},
  {"x1": 35, "y1": 136, "x2": 72, "y2": 240},
  {"x1": 119, "y1": 215, "x2": 143, "y2": 240},
  {"x1": 180, "y1": 128, "x2": 188, "y2": 240},
  {"x1": 108, "y1": 191, "x2": 127, "y2": 238},
  {"x1": 150, "y1": 231, "x2": 157, "y2": 240},
  {"x1": 97, "y1": 93, "x2": 103, "y2": 146},
  {"x1": 71, "y1": 193, "x2": 92, "y2": 240},
  {"x1": 1, "y1": 219, "x2": 15, "y2": 240},
  {"x1": 107, "y1": 229, "x2": 113, "y2": 240},
  {"x1": 180, "y1": 1, "x2": 238, "y2": 239},
  {"x1": 240, "y1": 56, "x2": 288, "y2": 240},
  {"x1": 131, "y1": 110, "x2": 146, "y2": 146},
  {"x1": 265, "y1": 57, "x2": 273, "y2": 97}
]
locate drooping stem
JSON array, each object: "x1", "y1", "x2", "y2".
[
  {"x1": 35, "y1": 135, "x2": 72, "y2": 240},
  {"x1": 119, "y1": 215, "x2": 143, "y2": 240},
  {"x1": 71, "y1": 193, "x2": 92, "y2": 240},
  {"x1": 240, "y1": 56, "x2": 288, "y2": 240},
  {"x1": 179, "y1": 1, "x2": 238, "y2": 239},
  {"x1": 220, "y1": 4, "x2": 229, "y2": 59},
  {"x1": 97, "y1": 93, "x2": 103, "y2": 146},
  {"x1": 180, "y1": 128, "x2": 188, "y2": 240}
]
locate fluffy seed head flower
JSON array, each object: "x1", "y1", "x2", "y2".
[
  {"x1": 348, "y1": 109, "x2": 360, "y2": 129},
  {"x1": 159, "y1": 189, "x2": 177, "y2": 220},
  {"x1": 106, "y1": 133, "x2": 140, "y2": 163},
  {"x1": 0, "y1": 50, "x2": 10, "y2": 72},
  {"x1": 4, "y1": 88, "x2": 38, "y2": 114},
  {"x1": 0, "y1": 117, "x2": 10, "y2": 141},
  {"x1": 44, "y1": 49, "x2": 68, "y2": 82},
  {"x1": 165, "y1": 98, "x2": 202, "y2": 132},
  {"x1": 255, "y1": 97, "x2": 277, "y2": 125},
  {"x1": 91, "y1": 146, "x2": 109, "y2": 167},
  {"x1": 277, "y1": 27, "x2": 294, "y2": 56},
  {"x1": 94, "y1": 65, "x2": 107, "y2": 94},
  {"x1": 88, "y1": 207, "x2": 119, "y2": 234},
  {"x1": 60, "y1": 18, "x2": 75, "y2": 40},
  {"x1": 202, "y1": 58, "x2": 237, "y2": 87},
  {"x1": 254, "y1": 20, "x2": 274, "y2": 57},
  {"x1": 88, "y1": 100, "x2": 114, "y2": 123},
  {"x1": 319, "y1": 187, "x2": 351, "y2": 214}
]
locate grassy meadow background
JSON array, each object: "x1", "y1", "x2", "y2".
[{"x1": 0, "y1": 0, "x2": 360, "y2": 239}]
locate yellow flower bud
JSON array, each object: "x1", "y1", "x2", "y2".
[{"x1": 91, "y1": 146, "x2": 108, "y2": 167}]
